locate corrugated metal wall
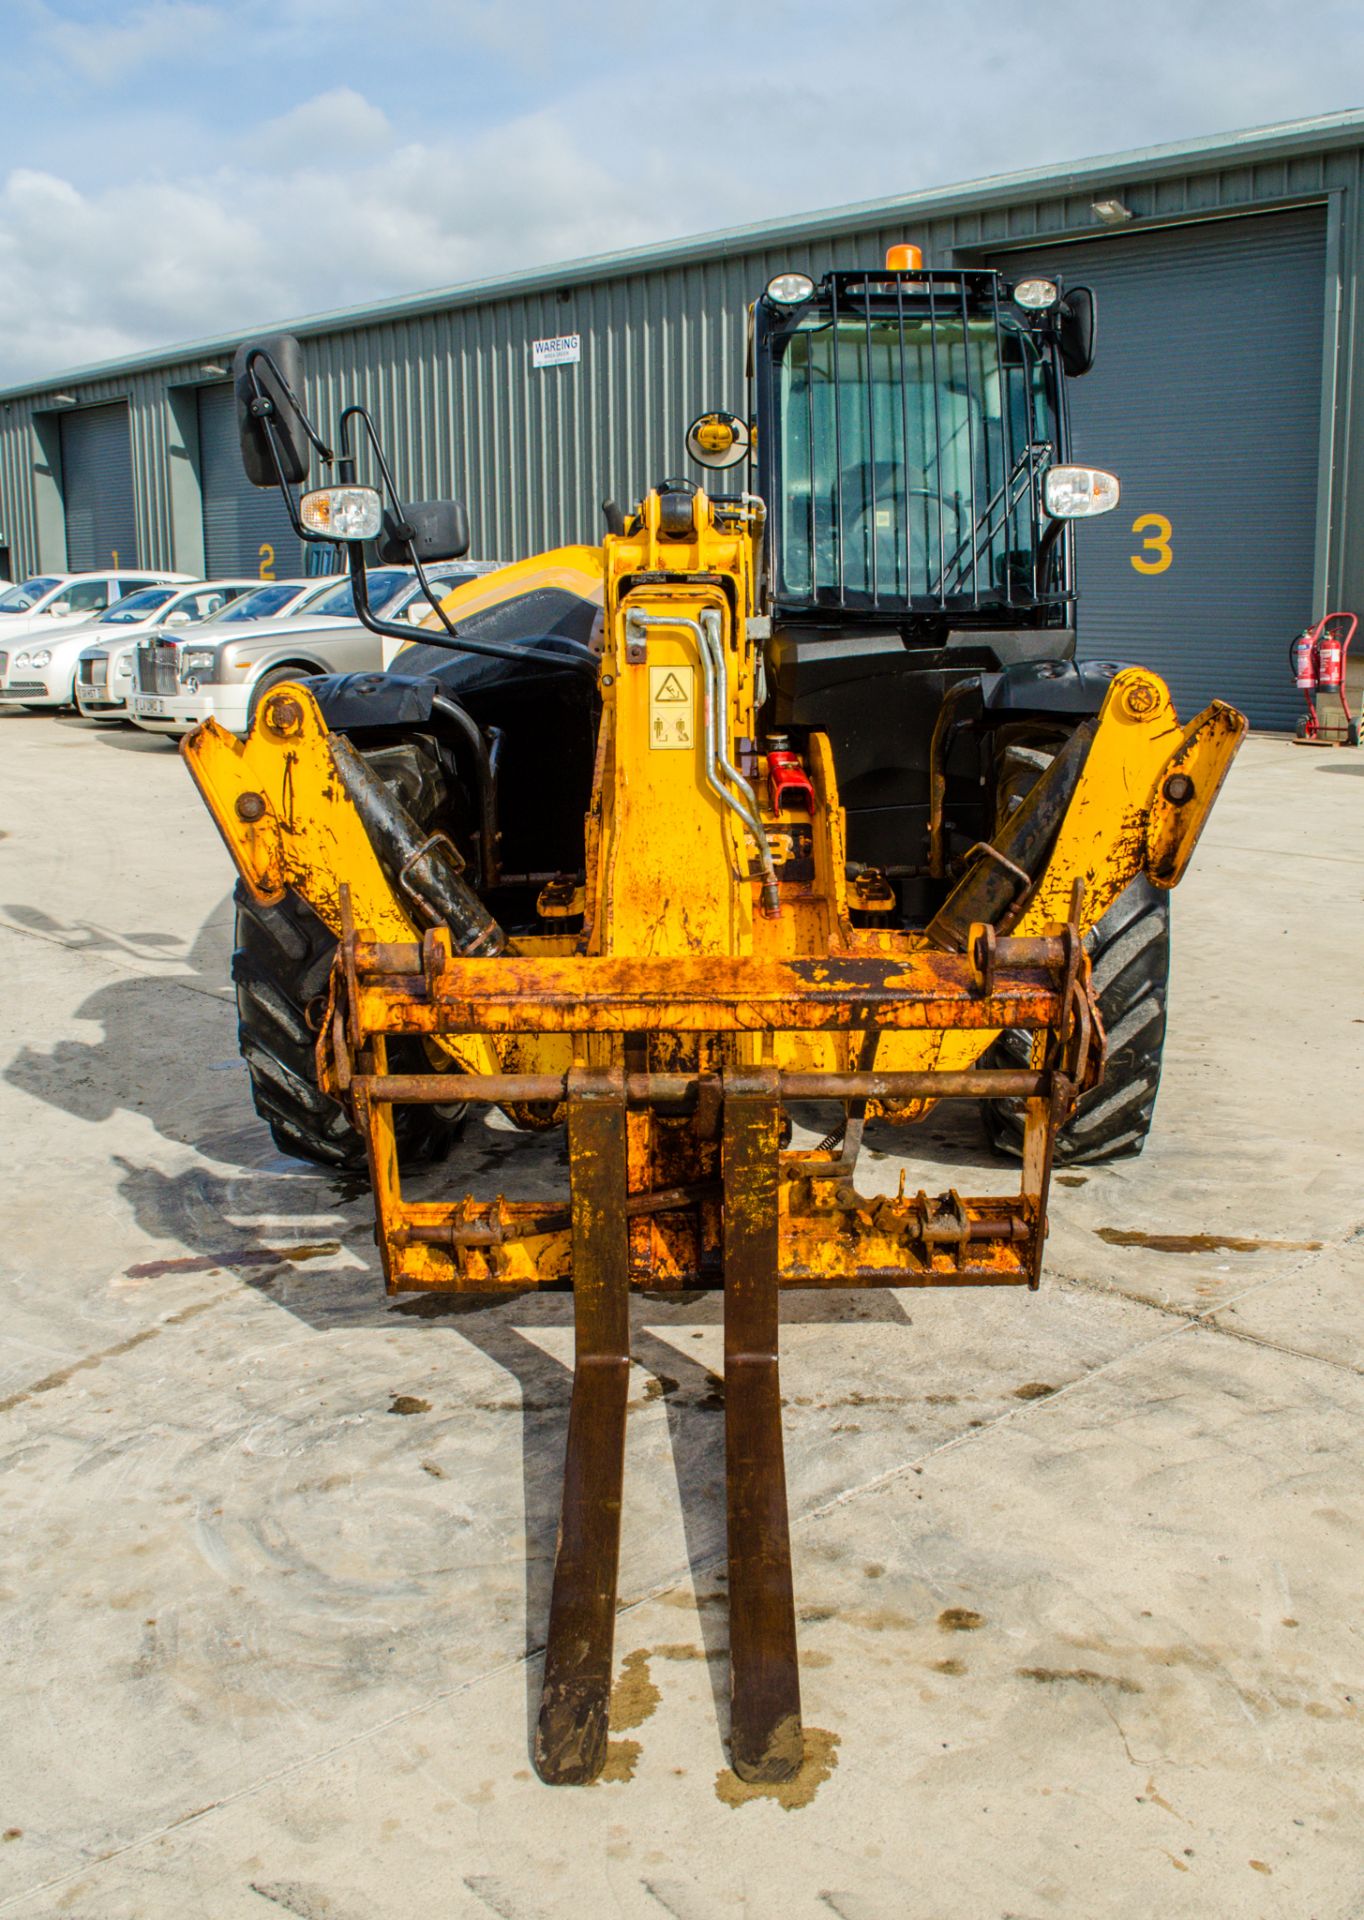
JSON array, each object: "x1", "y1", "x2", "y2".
[
  {"x1": 197, "y1": 383, "x2": 303, "y2": 577},
  {"x1": 991, "y1": 208, "x2": 1327, "y2": 729},
  {"x1": 0, "y1": 129, "x2": 1360, "y2": 717},
  {"x1": 59, "y1": 401, "x2": 138, "y2": 569}
]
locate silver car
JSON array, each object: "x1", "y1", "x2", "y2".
[
  {"x1": 0, "y1": 569, "x2": 192, "y2": 709},
  {"x1": 128, "y1": 562, "x2": 500, "y2": 737},
  {"x1": 74, "y1": 579, "x2": 263, "y2": 719}
]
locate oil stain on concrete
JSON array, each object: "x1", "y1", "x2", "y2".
[
  {"x1": 1095, "y1": 1228, "x2": 1321, "y2": 1254},
  {"x1": 610, "y1": 1650, "x2": 662, "y2": 1731},
  {"x1": 713, "y1": 1728, "x2": 840, "y2": 1811},
  {"x1": 937, "y1": 1607, "x2": 984, "y2": 1631}
]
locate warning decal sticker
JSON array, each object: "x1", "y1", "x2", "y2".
[{"x1": 648, "y1": 663, "x2": 694, "y2": 750}]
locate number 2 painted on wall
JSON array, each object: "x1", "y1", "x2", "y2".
[
  {"x1": 258, "y1": 542, "x2": 276, "y2": 580},
  {"x1": 1130, "y1": 513, "x2": 1173, "y2": 575}
]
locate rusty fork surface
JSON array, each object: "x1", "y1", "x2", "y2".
[
  {"x1": 534, "y1": 1068, "x2": 632, "y2": 1785},
  {"x1": 334, "y1": 901, "x2": 1099, "y2": 1785},
  {"x1": 723, "y1": 1066, "x2": 803, "y2": 1781},
  {"x1": 535, "y1": 1063, "x2": 806, "y2": 1786}
]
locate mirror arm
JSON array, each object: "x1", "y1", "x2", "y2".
[
  {"x1": 342, "y1": 542, "x2": 597, "y2": 678},
  {"x1": 244, "y1": 348, "x2": 333, "y2": 463},
  {"x1": 243, "y1": 348, "x2": 335, "y2": 541},
  {"x1": 338, "y1": 403, "x2": 458, "y2": 640},
  {"x1": 336, "y1": 404, "x2": 596, "y2": 677}
]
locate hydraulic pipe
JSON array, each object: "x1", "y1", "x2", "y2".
[{"x1": 329, "y1": 733, "x2": 508, "y2": 958}]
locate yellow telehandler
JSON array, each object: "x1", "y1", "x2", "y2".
[{"x1": 182, "y1": 250, "x2": 1244, "y2": 1784}]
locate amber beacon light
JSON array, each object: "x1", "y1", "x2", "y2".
[{"x1": 885, "y1": 243, "x2": 924, "y2": 270}]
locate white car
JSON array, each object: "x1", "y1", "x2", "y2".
[
  {"x1": 0, "y1": 570, "x2": 192, "y2": 709},
  {"x1": 121, "y1": 575, "x2": 344, "y2": 735},
  {"x1": 73, "y1": 579, "x2": 264, "y2": 720},
  {"x1": 129, "y1": 563, "x2": 499, "y2": 738}
]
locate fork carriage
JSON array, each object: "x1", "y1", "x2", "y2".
[{"x1": 324, "y1": 888, "x2": 1097, "y2": 1783}]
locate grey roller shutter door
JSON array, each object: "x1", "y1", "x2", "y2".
[
  {"x1": 61, "y1": 402, "x2": 137, "y2": 570},
  {"x1": 989, "y1": 207, "x2": 1326, "y2": 729},
  {"x1": 198, "y1": 382, "x2": 302, "y2": 579}
]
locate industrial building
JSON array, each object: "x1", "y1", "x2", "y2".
[{"x1": 2, "y1": 110, "x2": 1362, "y2": 729}]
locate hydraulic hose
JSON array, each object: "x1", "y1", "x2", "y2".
[
  {"x1": 329, "y1": 733, "x2": 508, "y2": 958},
  {"x1": 627, "y1": 609, "x2": 781, "y2": 917},
  {"x1": 924, "y1": 719, "x2": 1096, "y2": 952}
]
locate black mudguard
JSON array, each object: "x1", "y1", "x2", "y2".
[
  {"x1": 304, "y1": 671, "x2": 439, "y2": 731},
  {"x1": 979, "y1": 658, "x2": 1125, "y2": 718}
]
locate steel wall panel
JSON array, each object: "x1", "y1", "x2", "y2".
[
  {"x1": 60, "y1": 401, "x2": 137, "y2": 569},
  {"x1": 197, "y1": 382, "x2": 302, "y2": 578},
  {"x1": 989, "y1": 207, "x2": 1326, "y2": 728}
]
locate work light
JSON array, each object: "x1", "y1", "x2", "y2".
[
  {"x1": 1044, "y1": 465, "x2": 1120, "y2": 517},
  {"x1": 765, "y1": 272, "x2": 815, "y2": 306},
  {"x1": 300, "y1": 487, "x2": 382, "y2": 541},
  {"x1": 1013, "y1": 278, "x2": 1059, "y2": 310}
]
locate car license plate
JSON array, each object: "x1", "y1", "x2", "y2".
[{"x1": 137, "y1": 696, "x2": 166, "y2": 716}]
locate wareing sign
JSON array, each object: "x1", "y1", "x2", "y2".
[{"x1": 532, "y1": 334, "x2": 581, "y2": 369}]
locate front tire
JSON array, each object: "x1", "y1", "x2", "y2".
[
  {"x1": 984, "y1": 874, "x2": 1171, "y2": 1164},
  {"x1": 233, "y1": 883, "x2": 465, "y2": 1171}
]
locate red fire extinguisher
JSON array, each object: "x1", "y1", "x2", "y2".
[
  {"x1": 1318, "y1": 621, "x2": 1346, "y2": 690},
  {"x1": 1290, "y1": 611, "x2": 1358, "y2": 745}
]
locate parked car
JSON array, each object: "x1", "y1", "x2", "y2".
[
  {"x1": 0, "y1": 570, "x2": 192, "y2": 709},
  {"x1": 74, "y1": 580, "x2": 264, "y2": 720},
  {"x1": 192, "y1": 576, "x2": 344, "y2": 627},
  {"x1": 118, "y1": 575, "x2": 343, "y2": 733},
  {"x1": 128, "y1": 562, "x2": 501, "y2": 737}
]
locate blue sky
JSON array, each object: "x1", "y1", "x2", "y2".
[{"x1": 1, "y1": 0, "x2": 1360, "y2": 384}]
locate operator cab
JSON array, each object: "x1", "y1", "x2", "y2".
[{"x1": 689, "y1": 250, "x2": 1115, "y2": 895}]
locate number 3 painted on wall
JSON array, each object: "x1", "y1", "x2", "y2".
[
  {"x1": 1130, "y1": 513, "x2": 1173, "y2": 575},
  {"x1": 258, "y1": 542, "x2": 276, "y2": 580}
]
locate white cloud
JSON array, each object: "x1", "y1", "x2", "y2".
[
  {"x1": 0, "y1": 0, "x2": 1360, "y2": 386},
  {"x1": 255, "y1": 88, "x2": 393, "y2": 166},
  {"x1": 0, "y1": 103, "x2": 662, "y2": 384},
  {"x1": 40, "y1": 1, "x2": 226, "y2": 82}
]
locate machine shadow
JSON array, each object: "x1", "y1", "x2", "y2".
[
  {"x1": 5, "y1": 886, "x2": 1010, "y2": 1766},
  {"x1": 109, "y1": 1135, "x2": 919, "y2": 1766},
  {"x1": 1, "y1": 891, "x2": 245, "y2": 1161}
]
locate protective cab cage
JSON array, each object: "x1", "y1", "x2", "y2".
[{"x1": 754, "y1": 267, "x2": 1088, "y2": 626}]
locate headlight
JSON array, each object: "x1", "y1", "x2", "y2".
[
  {"x1": 180, "y1": 648, "x2": 217, "y2": 680},
  {"x1": 765, "y1": 271, "x2": 815, "y2": 306},
  {"x1": 29, "y1": 649, "x2": 51, "y2": 668},
  {"x1": 1044, "y1": 465, "x2": 1120, "y2": 518},
  {"x1": 14, "y1": 651, "x2": 29, "y2": 668},
  {"x1": 1013, "y1": 277, "x2": 1059, "y2": 310},
  {"x1": 300, "y1": 486, "x2": 382, "y2": 540}
]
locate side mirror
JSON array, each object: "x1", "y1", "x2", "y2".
[
  {"x1": 48, "y1": 601, "x2": 70, "y2": 617},
  {"x1": 1059, "y1": 287, "x2": 1097, "y2": 377},
  {"x1": 164, "y1": 609, "x2": 191, "y2": 626},
  {"x1": 233, "y1": 333, "x2": 311, "y2": 487},
  {"x1": 377, "y1": 498, "x2": 469, "y2": 565}
]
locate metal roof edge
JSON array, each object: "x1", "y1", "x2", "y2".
[{"x1": 3, "y1": 108, "x2": 1360, "y2": 404}]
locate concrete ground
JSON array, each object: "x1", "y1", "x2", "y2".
[{"x1": 1, "y1": 709, "x2": 1361, "y2": 1920}]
